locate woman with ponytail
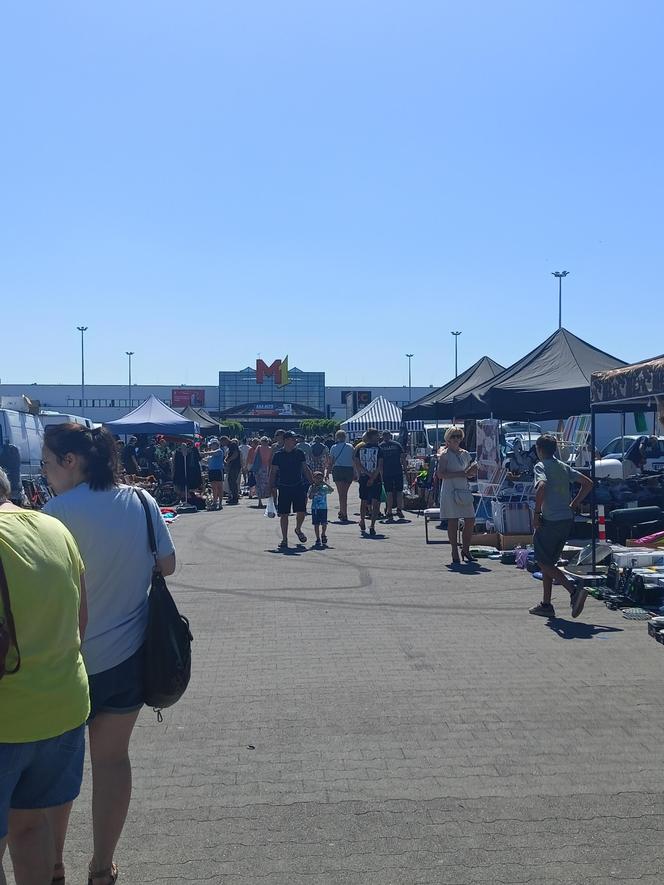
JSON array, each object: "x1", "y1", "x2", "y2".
[{"x1": 41, "y1": 424, "x2": 176, "y2": 885}]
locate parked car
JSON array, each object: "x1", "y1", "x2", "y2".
[
  {"x1": 600, "y1": 435, "x2": 664, "y2": 461},
  {"x1": 502, "y1": 421, "x2": 542, "y2": 436}
]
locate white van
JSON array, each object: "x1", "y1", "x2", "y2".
[
  {"x1": 409, "y1": 423, "x2": 455, "y2": 456},
  {"x1": 39, "y1": 411, "x2": 94, "y2": 430},
  {"x1": 0, "y1": 408, "x2": 44, "y2": 479}
]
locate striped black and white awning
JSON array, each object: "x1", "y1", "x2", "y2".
[{"x1": 341, "y1": 396, "x2": 403, "y2": 433}]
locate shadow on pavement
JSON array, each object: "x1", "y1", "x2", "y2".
[
  {"x1": 546, "y1": 619, "x2": 624, "y2": 640},
  {"x1": 265, "y1": 544, "x2": 310, "y2": 556},
  {"x1": 446, "y1": 562, "x2": 492, "y2": 573}
]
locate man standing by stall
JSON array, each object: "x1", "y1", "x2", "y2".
[
  {"x1": 379, "y1": 430, "x2": 407, "y2": 520},
  {"x1": 529, "y1": 434, "x2": 593, "y2": 620}
]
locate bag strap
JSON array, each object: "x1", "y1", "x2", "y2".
[
  {"x1": 0, "y1": 555, "x2": 21, "y2": 675},
  {"x1": 331, "y1": 441, "x2": 349, "y2": 467},
  {"x1": 134, "y1": 488, "x2": 160, "y2": 572}
]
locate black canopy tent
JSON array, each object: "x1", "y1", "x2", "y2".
[
  {"x1": 451, "y1": 329, "x2": 626, "y2": 420},
  {"x1": 403, "y1": 356, "x2": 504, "y2": 420},
  {"x1": 589, "y1": 355, "x2": 664, "y2": 572},
  {"x1": 177, "y1": 405, "x2": 220, "y2": 436}
]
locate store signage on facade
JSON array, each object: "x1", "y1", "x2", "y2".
[
  {"x1": 171, "y1": 388, "x2": 205, "y2": 407},
  {"x1": 250, "y1": 403, "x2": 294, "y2": 417},
  {"x1": 256, "y1": 356, "x2": 290, "y2": 387}
]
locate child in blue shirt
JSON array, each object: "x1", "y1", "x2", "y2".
[{"x1": 308, "y1": 471, "x2": 333, "y2": 547}]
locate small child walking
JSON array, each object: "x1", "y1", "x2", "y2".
[{"x1": 309, "y1": 471, "x2": 333, "y2": 546}]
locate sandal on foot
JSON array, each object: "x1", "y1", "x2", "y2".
[
  {"x1": 52, "y1": 863, "x2": 65, "y2": 884},
  {"x1": 88, "y1": 865, "x2": 118, "y2": 885},
  {"x1": 278, "y1": 540, "x2": 288, "y2": 550},
  {"x1": 359, "y1": 520, "x2": 366, "y2": 534},
  {"x1": 295, "y1": 529, "x2": 307, "y2": 544}
]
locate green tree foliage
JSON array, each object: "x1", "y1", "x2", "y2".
[
  {"x1": 219, "y1": 420, "x2": 244, "y2": 436},
  {"x1": 299, "y1": 418, "x2": 340, "y2": 436}
]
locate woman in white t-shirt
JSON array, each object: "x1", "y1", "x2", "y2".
[
  {"x1": 329, "y1": 430, "x2": 355, "y2": 522},
  {"x1": 42, "y1": 424, "x2": 176, "y2": 885}
]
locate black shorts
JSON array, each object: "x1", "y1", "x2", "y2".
[
  {"x1": 359, "y1": 476, "x2": 382, "y2": 502},
  {"x1": 277, "y1": 484, "x2": 307, "y2": 515},
  {"x1": 533, "y1": 519, "x2": 573, "y2": 568},
  {"x1": 208, "y1": 469, "x2": 224, "y2": 482},
  {"x1": 382, "y1": 472, "x2": 404, "y2": 495},
  {"x1": 88, "y1": 646, "x2": 144, "y2": 721}
]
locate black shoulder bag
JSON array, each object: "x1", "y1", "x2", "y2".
[
  {"x1": 135, "y1": 489, "x2": 192, "y2": 717},
  {"x1": 0, "y1": 555, "x2": 21, "y2": 680}
]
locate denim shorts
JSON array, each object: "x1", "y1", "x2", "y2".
[
  {"x1": 311, "y1": 508, "x2": 328, "y2": 526},
  {"x1": 88, "y1": 645, "x2": 145, "y2": 721},
  {"x1": 0, "y1": 724, "x2": 85, "y2": 838},
  {"x1": 534, "y1": 519, "x2": 573, "y2": 567}
]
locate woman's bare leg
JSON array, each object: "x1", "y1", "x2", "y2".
[
  {"x1": 462, "y1": 517, "x2": 475, "y2": 553},
  {"x1": 88, "y1": 710, "x2": 141, "y2": 883},
  {"x1": 447, "y1": 518, "x2": 459, "y2": 559},
  {"x1": 336, "y1": 481, "x2": 350, "y2": 517},
  {"x1": 7, "y1": 809, "x2": 54, "y2": 885}
]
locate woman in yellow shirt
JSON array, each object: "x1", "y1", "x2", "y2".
[{"x1": 0, "y1": 468, "x2": 89, "y2": 885}]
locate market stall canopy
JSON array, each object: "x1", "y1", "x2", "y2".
[
  {"x1": 105, "y1": 395, "x2": 200, "y2": 435},
  {"x1": 403, "y1": 356, "x2": 505, "y2": 420},
  {"x1": 591, "y1": 355, "x2": 664, "y2": 412},
  {"x1": 177, "y1": 405, "x2": 220, "y2": 434},
  {"x1": 341, "y1": 396, "x2": 402, "y2": 434},
  {"x1": 452, "y1": 328, "x2": 626, "y2": 420}
]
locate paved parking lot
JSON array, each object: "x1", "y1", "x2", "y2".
[{"x1": 22, "y1": 490, "x2": 664, "y2": 884}]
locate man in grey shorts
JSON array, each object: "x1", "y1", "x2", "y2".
[{"x1": 529, "y1": 434, "x2": 593, "y2": 619}]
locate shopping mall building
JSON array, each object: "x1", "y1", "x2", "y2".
[{"x1": 0, "y1": 357, "x2": 432, "y2": 430}]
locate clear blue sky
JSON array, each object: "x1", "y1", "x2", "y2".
[{"x1": 1, "y1": 1, "x2": 662, "y2": 389}]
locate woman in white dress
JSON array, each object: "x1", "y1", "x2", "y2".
[{"x1": 436, "y1": 426, "x2": 477, "y2": 564}]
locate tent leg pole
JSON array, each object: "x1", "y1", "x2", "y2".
[{"x1": 591, "y1": 409, "x2": 597, "y2": 575}]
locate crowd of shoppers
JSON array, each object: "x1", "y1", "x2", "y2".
[
  {"x1": 1, "y1": 417, "x2": 595, "y2": 883},
  {"x1": 184, "y1": 427, "x2": 414, "y2": 547}
]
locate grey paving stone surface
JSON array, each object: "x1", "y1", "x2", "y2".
[{"x1": 11, "y1": 489, "x2": 664, "y2": 883}]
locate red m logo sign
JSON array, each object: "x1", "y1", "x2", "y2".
[{"x1": 256, "y1": 357, "x2": 289, "y2": 386}]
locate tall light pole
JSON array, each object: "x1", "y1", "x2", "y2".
[
  {"x1": 76, "y1": 326, "x2": 88, "y2": 412},
  {"x1": 126, "y1": 352, "x2": 134, "y2": 406},
  {"x1": 451, "y1": 331, "x2": 462, "y2": 377},
  {"x1": 551, "y1": 270, "x2": 569, "y2": 330},
  {"x1": 406, "y1": 354, "x2": 414, "y2": 401}
]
